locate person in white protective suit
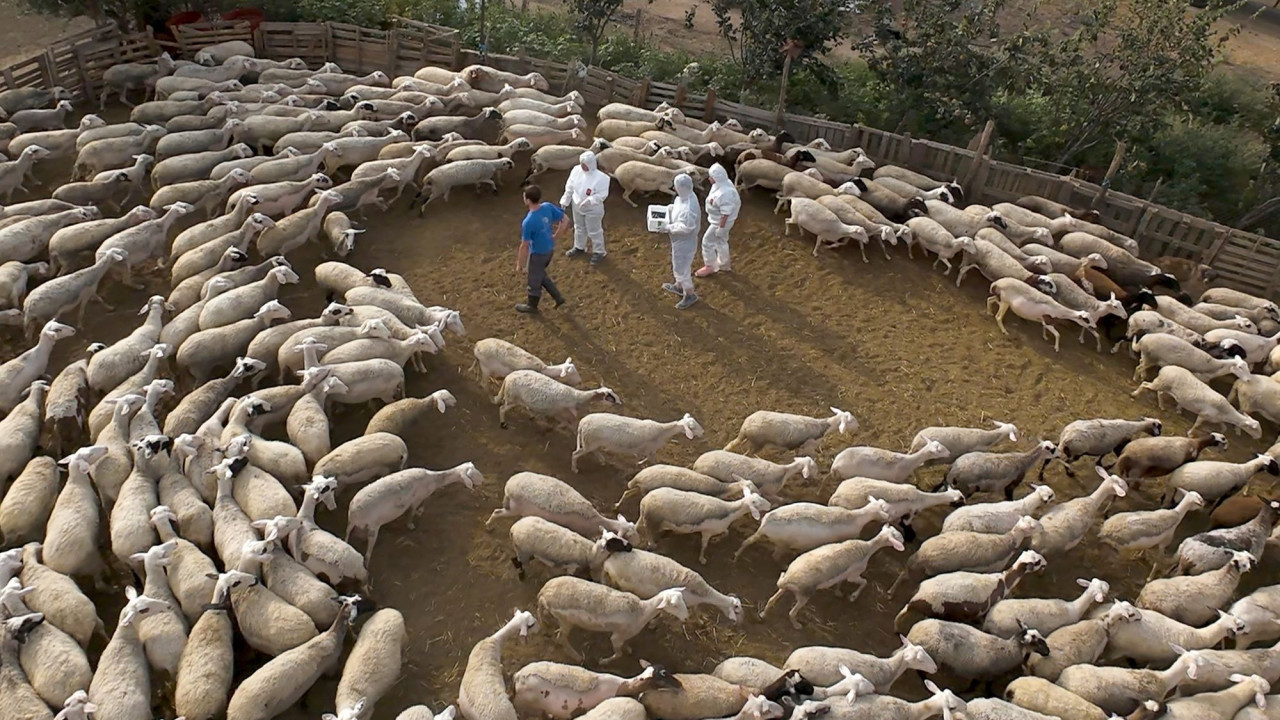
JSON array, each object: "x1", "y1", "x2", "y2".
[
  {"x1": 663, "y1": 172, "x2": 702, "y2": 309},
  {"x1": 695, "y1": 162, "x2": 740, "y2": 277},
  {"x1": 559, "y1": 150, "x2": 611, "y2": 265}
]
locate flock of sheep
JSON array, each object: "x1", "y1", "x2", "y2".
[{"x1": 0, "y1": 32, "x2": 1275, "y2": 720}]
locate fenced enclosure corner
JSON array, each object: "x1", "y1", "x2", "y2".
[{"x1": 6, "y1": 18, "x2": 1278, "y2": 297}]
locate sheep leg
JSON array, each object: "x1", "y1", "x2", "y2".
[
  {"x1": 858, "y1": 241, "x2": 869, "y2": 264},
  {"x1": 811, "y1": 234, "x2": 824, "y2": 257},
  {"x1": 697, "y1": 531, "x2": 714, "y2": 565},
  {"x1": 880, "y1": 238, "x2": 893, "y2": 261},
  {"x1": 955, "y1": 263, "x2": 972, "y2": 288},
  {"x1": 498, "y1": 402, "x2": 512, "y2": 429},
  {"x1": 1188, "y1": 416, "x2": 1206, "y2": 436},
  {"x1": 553, "y1": 624, "x2": 584, "y2": 662},
  {"x1": 734, "y1": 531, "x2": 763, "y2": 562},
  {"x1": 485, "y1": 507, "x2": 515, "y2": 529},
  {"x1": 986, "y1": 296, "x2": 998, "y2": 315},
  {"x1": 622, "y1": 189, "x2": 637, "y2": 208},
  {"x1": 938, "y1": 256, "x2": 953, "y2": 275},
  {"x1": 570, "y1": 446, "x2": 585, "y2": 473},
  {"x1": 1043, "y1": 322, "x2": 1060, "y2": 352},
  {"x1": 362, "y1": 527, "x2": 380, "y2": 565},
  {"x1": 603, "y1": 633, "x2": 630, "y2": 664},
  {"x1": 786, "y1": 591, "x2": 810, "y2": 629},
  {"x1": 760, "y1": 587, "x2": 788, "y2": 620},
  {"x1": 994, "y1": 301, "x2": 1011, "y2": 335},
  {"x1": 845, "y1": 576, "x2": 868, "y2": 602}
]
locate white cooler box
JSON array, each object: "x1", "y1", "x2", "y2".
[{"x1": 646, "y1": 205, "x2": 669, "y2": 232}]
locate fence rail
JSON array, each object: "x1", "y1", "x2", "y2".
[{"x1": 2, "y1": 19, "x2": 1278, "y2": 297}]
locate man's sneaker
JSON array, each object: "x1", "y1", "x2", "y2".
[
  {"x1": 676, "y1": 294, "x2": 699, "y2": 310},
  {"x1": 565, "y1": 248, "x2": 586, "y2": 258},
  {"x1": 662, "y1": 283, "x2": 682, "y2": 296},
  {"x1": 589, "y1": 252, "x2": 605, "y2": 265},
  {"x1": 553, "y1": 296, "x2": 567, "y2": 308}
]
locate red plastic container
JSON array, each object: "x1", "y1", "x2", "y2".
[
  {"x1": 165, "y1": 10, "x2": 203, "y2": 30},
  {"x1": 221, "y1": 7, "x2": 265, "y2": 30}
]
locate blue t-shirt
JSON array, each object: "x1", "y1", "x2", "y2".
[{"x1": 521, "y1": 202, "x2": 564, "y2": 255}]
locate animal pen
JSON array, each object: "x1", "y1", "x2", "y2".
[{"x1": 7, "y1": 16, "x2": 1277, "y2": 297}]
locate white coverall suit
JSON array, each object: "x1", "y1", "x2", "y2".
[
  {"x1": 698, "y1": 162, "x2": 740, "y2": 275},
  {"x1": 663, "y1": 173, "x2": 701, "y2": 309},
  {"x1": 559, "y1": 150, "x2": 610, "y2": 260}
]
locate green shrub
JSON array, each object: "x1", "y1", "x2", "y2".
[{"x1": 298, "y1": 0, "x2": 389, "y2": 28}]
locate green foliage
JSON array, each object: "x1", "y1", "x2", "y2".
[
  {"x1": 298, "y1": 0, "x2": 388, "y2": 28},
  {"x1": 707, "y1": 0, "x2": 851, "y2": 82},
  {"x1": 1121, "y1": 118, "x2": 1267, "y2": 221}
]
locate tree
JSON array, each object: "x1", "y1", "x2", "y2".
[
  {"x1": 565, "y1": 0, "x2": 647, "y2": 66},
  {"x1": 706, "y1": 0, "x2": 852, "y2": 86}
]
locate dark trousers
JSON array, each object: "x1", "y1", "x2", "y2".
[{"x1": 527, "y1": 251, "x2": 563, "y2": 301}]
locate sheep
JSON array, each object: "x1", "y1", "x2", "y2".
[
  {"x1": 955, "y1": 237, "x2": 1054, "y2": 288},
  {"x1": 1131, "y1": 333, "x2": 1250, "y2": 386},
  {"x1": 363, "y1": 390, "x2": 457, "y2": 436},
  {"x1": 47, "y1": 206, "x2": 156, "y2": 276},
  {"x1": 313, "y1": 432, "x2": 408, "y2": 488},
  {"x1": 493, "y1": 370, "x2": 622, "y2": 429},
  {"x1": 456, "y1": 616, "x2": 542, "y2": 720},
  {"x1": 224, "y1": 549, "x2": 320, "y2": 657},
  {"x1": 536, "y1": 577, "x2": 689, "y2": 663},
  {"x1": 412, "y1": 106, "x2": 504, "y2": 142},
  {"x1": 874, "y1": 166, "x2": 964, "y2": 200},
  {"x1": 829, "y1": 477, "x2": 965, "y2": 541},
  {"x1": 487, "y1": 471, "x2": 640, "y2": 543},
  {"x1": 1, "y1": 613, "x2": 58, "y2": 720},
  {"x1": 308, "y1": 169, "x2": 402, "y2": 218},
  {"x1": 984, "y1": 576, "x2": 1110, "y2": 637},
  {"x1": 0, "y1": 321, "x2": 74, "y2": 411},
  {"x1": 725, "y1": 407, "x2": 856, "y2": 456},
  {"x1": 1162, "y1": 674, "x2": 1270, "y2": 720},
  {"x1": 636, "y1": 485, "x2": 770, "y2": 563},
  {"x1": 333, "y1": 608, "x2": 404, "y2": 720},
  {"x1": 893, "y1": 549, "x2": 1047, "y2": 632},
  {"x1": 844, "y1": 177, "x2": 928, "y2": 222},
  {"x1": 0, "y1": 85, "x2": 72, "y2": 115},
  {"x1": 0, "y1": 206, "x2": 100, "y2": 266},
  {"x1": 87, "y1": 587, "x2": 170, "y2": 720},
  {"x1": 572, "y1": 412, "x2": 704, "y2": 473},
  {"x1": 169, "y1": 214, "x2": 276, "y2": 287},
  {"x1": 498, "y1": 124, "x2": 588, "y2": 150},
  {"x1": 1137, "y1": 550, "x2": 1254, "y2": 626},
  {"x1": 1099, "y1": 491, "x2": 1205, "y2": 579},
  {"x1": 1016, "y1": 195, "x2": 1100, "y2": 221},
  {"x1": 9, "y1": 100, "x2": 74, "y2": 133},
  {"x1": 508, "y1": 519, "x2": 627, "y2": 582},
  {"x1": 0, "y1": 578, "x2": 93, "y2": 709},
  {"x1": 889, "y1": 516, "x2": 1041, "y2": 596},
  {"x1": 414, "y1": 157, "x2": 513, "y2": 210},
  {"x1": 146, "y1": 506, "x2": 216, "y2": 625},
  {"x1": 8, "y1": 115, "x2": 106, "y2": 160},
  {"x1": 150, "y1": 143, "x2": 254, "y2": 189},
  {"x1": 601, "y1": 546, "x2": 744, "y2": 623},
  {"x1": 197, "y1": 264, "x2": 298, "y2": 330},
  {"x1": 987, "y1": 277, "x2": 1096, "y2": 351},
  {"x1": 225, "y1": 596, "x2": 359, "y2": 720},
  {"x1": 1056, "y1": 646, "x2": 1217, "y2": 715},
  {"x1": 125, "y1": 541, "x2": 189, "y2": 683},
  {"x1": 1134, "y1": 365, "x2": 1262, "y2": 438},
  {"x1": 1166, "y1": 454, "x2": 1277, "y2": 505},
  {"x1": 692, "y1": 452, "x2": 818, "y2": 502},
  {"x1": 16, "y1": 542, "x2": 104, "y2": 650},
  {"x1": 734, "y1": 498, "x2": 892, "y2": 560},
  {"x1": 1154, "y1": 295, "x2": 1257, "y2": 336},
  {"x1": 471, "y1": 337, "x2": 580, "y2": 387},
  {"x1": 0, "y1": 380, "x2": 45, "y2": 484},
  {"x1": 1174, "y1": 501, "x2": 1278, "y2": 576},
  {"x1": 71, "y1": 125, "x2": 165, "y2": 180},
  {"x1": 829, "y1": 440, "x2": 949, "y2": 482},
  {"x1": 171, "y1": 191, "x2": 261, "y2": 256},
  {"x1": 513, "y1": 662, "x2": 683, "y2": 720},
  {"x1": 1228, "y1": 373, "x2": 1280, "y2": 428},
  {"x1": 778, "y1": 196, "x2": 874, "y2": 259},
  {"x1": 347, "y1": 462, "x2": 482, "y2": 562},
  {"x1": 761, "y1": 525, "x2": 905, "y2": 628},
  {"x1": 0, "y1": 457, "x2": 57, "y2": 545},
  {"x1": 150, "y1": 167, "x2": 253, "y2": 221},
  {"x1": 525, "y1": 140, "x2": 610, "y2": 178},
  {"x1": 41, "y1": 445, "x2": 108, "y2": 582},
  {"x1": 942, "y1": 485, "x2": 1056, "y2": 534},
  {"x1": 1228, "y1": 584, "x2": 1280, "y2": 650},
  {"x1": 1026, "y1": 601, "x2": 1143, "y2": 681},
  {"x1": 944, "y1": 441, "x2": 1056, "y2": 499},
  {"x1": 907, "y1": 619, "x2": 1049, "y2": 687},
  {"x1": 178, "y1": 301, "x2": 292, "y2": 383},
  {"x1": 154, "y1": 75, "x2": 243, "y2": 100},
  {"x1": 1032, "y1": 468, "x2": 1129, "y2": 556}
]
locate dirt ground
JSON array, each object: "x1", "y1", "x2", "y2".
[
  {"x1": 0, "y1": 0, "x2": 93, "y2": 68},
  {"x1": 9, "y1": 130, "x2": 1280, "y2": 718}
]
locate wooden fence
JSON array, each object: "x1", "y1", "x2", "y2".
[{"x1": 3, "y1": 18, "x2": 1279, "y2": 297}]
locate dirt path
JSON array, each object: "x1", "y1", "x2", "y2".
[{"x1": 0, "y1": 0, "x2": 93, "y2": 68}]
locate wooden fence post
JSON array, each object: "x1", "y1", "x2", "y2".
[
  {"x1": 631, "y1": 77, "x2": 649, "y2": 106},
  {"x1": 604, "y1": 73, "x2": 616, "y2": 102},
  {"x1": 703, "y1": 87, "x2": 716, "y2": 122},
  {"x1": 962, "y1": 120, "x2": 995, "y2": 200},
  {"x1": 386, "y1": 28, "x2": 398, "y2": 74},
  {"x1": 1129, "y1": 176, "x2": 1163, "y2": 240},
  {"x1": 633, "y1": 9, "x2": 643, "y2": 40},
  {"x1": 674, "y1": 81, "x2": 686, "y2": 110},
  {"x1": 1090, "y1": 140, "x2": 1126, "y2": 210},
  {"x1": 451, "y1": 36, "x2": 461, "y2": 70}
]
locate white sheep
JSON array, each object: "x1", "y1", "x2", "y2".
[
  {"x1": 1132, "y1": 332, "x2": 1251, "y2": 383},
  {"x1": 312, "y1": 432, "x2": 408, "y2": 488},
  {"x1": 988, "y1": 277, "x2": 1095, "y2": 352},
  {"x1": 573, "y1": 412, "x2": 704, "y2": 472},
  {"x1": 601, "y1": 546, "x2": 743, "y2": 623},
  {"x1": 761, "y1": 525, "x2": 905, "y2": 627},
  {"x1": 725, "y1": 407, "x2": 856, "y2": 455},
  {"x1": 612, "y1": 160, "x2": 708, "y2": 207},
  {"x1": 347, "y1": 462, "x2": 483, "y2": 562},
  {"x1": 1134, "y1": 365, "x2": 1262, "y2": 438},
  {"x1": 734, "y1": 498, "x2": 892, "y2": 560},
  {"x1": 637, "y1": 485, "x2": 770, "y2": 563},
  {"x1": 494, "y1": 369, "x2": 621, "y2": 428},
  {"x1": 692, "y1": 451, "x2": 818, "y2": 501},
  {"x1": 416, "y1": 157, "x2": 514, "y2": 209},
  {"x1": 472, "y1": 337, "x2": 580, "y2": 386},
  {"x1": 334, "y1": 608, "x2": 405, "y2": 720},
  {"x1": 487, "y1": 471, "x2": 640, "y2": 543},
  {"x1": 0, "y1": 320, "x2": 74, "y2": 412},
  {"x1": 784, "y1": 197, "x2": 873, "y2": 259},
  {"x1": 536, "y1": 577, "x2": 688, "y2": 663},
  {"x1": 829, "y1": 439, "x2": 949, "y2": 482},
  {"x1": 87, "y1": 587, "x2": 170, "y2": 720}
]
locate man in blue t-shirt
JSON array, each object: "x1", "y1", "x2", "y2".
[{"x1": 516, "y1": 184, "x2": 569, "y2": 313}]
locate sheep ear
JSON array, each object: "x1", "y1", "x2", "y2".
[{"x1": 1076, "y1": 577, "x2": 1090, "y2": 588}]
